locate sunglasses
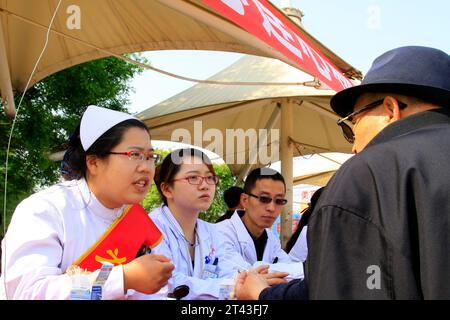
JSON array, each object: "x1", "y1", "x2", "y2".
[
  {"x1": 245, "y1": 192, "x2": 288, "y2": 205},
  {"x1": 336, "y1": 99, "x2": 407, "y2": 143}
]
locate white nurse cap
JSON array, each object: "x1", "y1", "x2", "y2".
[{"x1": 80, "y1": 105, "x2": 136, "y2": 151}]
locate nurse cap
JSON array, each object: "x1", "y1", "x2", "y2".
[{"x1": 80, "y1": 105, "x2": 137, "y2": 151}]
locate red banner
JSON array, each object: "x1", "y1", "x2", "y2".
[
  {"x1": 202, "y1": 0, "x2": 353, "y2": 92},
  {"x1": 72, "y1": 204, "x2": 163, "y2": 272}
]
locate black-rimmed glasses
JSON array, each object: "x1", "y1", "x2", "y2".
[
  {"x1": 171, "y1": 175, "x2": 220, "y2": 185},
  {"x1": 245, "y1": 192, "x2": 288, "y2": 205},
  {"x1": 337, "y1": 99, "x2": 407, "y2": 143},
  {"x1": 108, "y1": 150, "x2": 161, "y2": 164}
]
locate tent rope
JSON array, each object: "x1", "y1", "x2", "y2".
[{"x1": 2, "y1": 0, "x2": 64, "y2": 300}]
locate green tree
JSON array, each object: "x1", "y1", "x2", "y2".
[
  {"x1": 1, "y1": 55, "x2": 145, "y2": 237},
  {"x1": 142, "y1": 151, "x2": 239, "y2": 223},
  {"x1": 142, "y1": 148, "x2": 171, "y2": 213}
]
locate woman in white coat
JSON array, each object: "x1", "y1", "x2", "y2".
[
  {"x1": 1, "y1": 106, "x2": 174, "y2": 299},
  {"x1": 149, "y1": 148, "x2": 240, "y2": 299}
]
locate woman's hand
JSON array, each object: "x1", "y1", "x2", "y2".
[{"x1": 123, "y1": 254, "x2": 174, "y2": 294}]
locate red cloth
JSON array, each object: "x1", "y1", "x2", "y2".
[{"x1": 73, "y1": 204, "x2": 163, "y2": 272}]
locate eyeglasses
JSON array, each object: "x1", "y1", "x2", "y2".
[
  {"x1": 245, "y1": 192, "x2": 288, "y2": 205},
  {"x1": 171, "y1": 175, "x2": 220, "y2": 185},
  {"x1": 108, "y1": 150, "x2": 161, "y2": 164},
  {"x1": 336, "y1": 99, "x2": 408, "y2": 143}
]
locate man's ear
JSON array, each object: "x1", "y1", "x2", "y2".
[
  {"x1": 85, "y1": 155, "x2": 99, "y2": 176},
  {"x1": 240, "y1": 192, "x2": 249, "y2": 209},
  {"x1": 383, "y1": 96, "x2": 402, "y2": 122}
]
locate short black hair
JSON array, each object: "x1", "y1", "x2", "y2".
[
  {"x1": 223, "y1": 186, "x2": 244, "y2": 208},
  {"x1": 243, "y1": 167, "x2": 285, "y2": 194}
]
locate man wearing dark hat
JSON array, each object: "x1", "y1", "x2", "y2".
[{"x1": 234, "y1": 46, "x2": 450, "y2": 299}]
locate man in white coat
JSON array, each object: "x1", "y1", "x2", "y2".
[{"x1": 216, "y1": 168, "x2": 303, "y2": 280}]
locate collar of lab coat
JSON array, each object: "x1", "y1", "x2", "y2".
[
  {"x1": 229, "y1": 211, "x2": 279, "y2": 264},
  {"x1": 159, "y1": 205, "x2": 211, "y2": 244},
  {"x1": 229, "y1": 211, "x2": 259, "y2": 263},
  {"x1": 159, "y1": 205, "x2": 213, "y2": 276}
]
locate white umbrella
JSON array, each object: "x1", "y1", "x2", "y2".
[{"x1": 138, "y1": 54, "x2": 354, "y2": 244}]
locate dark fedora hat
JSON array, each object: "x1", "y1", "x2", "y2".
[{"x1": 330, "y1": 46, "x2": 450, "y2": 117}]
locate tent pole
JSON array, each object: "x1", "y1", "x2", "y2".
[
  {"x1": 0, "y1": 21, "x2": 16, "y2": 117},
  {"x1": 280, "y1": 99, "x2": 294, "y2": 247},
  {"x1": 236, "y1": 103, "x2": 281, "y2": 184}
]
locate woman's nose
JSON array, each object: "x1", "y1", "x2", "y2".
[
  {"x1": 198, "y1": 178, "x2": 209, "y2": 189},
  {"x1": 137, "y1": 160, "x2": 154, "y2": 173}
]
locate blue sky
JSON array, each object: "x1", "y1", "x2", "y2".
[{"x1": 127, "y1": 0, "x2": 450, "y2": 114}]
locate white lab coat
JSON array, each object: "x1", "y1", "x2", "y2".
[
  {"x1": 149, "y1": 206, "x2": 239, "y2": 300},
  {"x1": 288, "y1": 226, "x2": 308, "y2": 263},
  {"x1": 0, "y1": 178, "x2": 143, "y2": 300},
  {"x1": 216, "y1": 211, "x2": 304, "y2": 279}
]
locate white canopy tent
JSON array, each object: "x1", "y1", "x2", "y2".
[
  {"x1": 1, "y1": 0, "x2": 361, "y2": 244},
  {"x1": 0, "y1": 0, "x2": 361, "y2": 117},
  {"x1": 275, "y1": 152, "x2": 354, "y2": 187},
  {"x1": 138, "y1": 54, "x2": 354, "y2": 244}
]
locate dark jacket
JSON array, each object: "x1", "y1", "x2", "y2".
[
  {"x1": 307, "y1": 108, "x2": 450, "y2": 299},
  {"x1": 259, "y1": 108, "x2": 450, "y2": 300},
  {"x1": 259, "y1": 279, "x2": 308, "y2": 300}
]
